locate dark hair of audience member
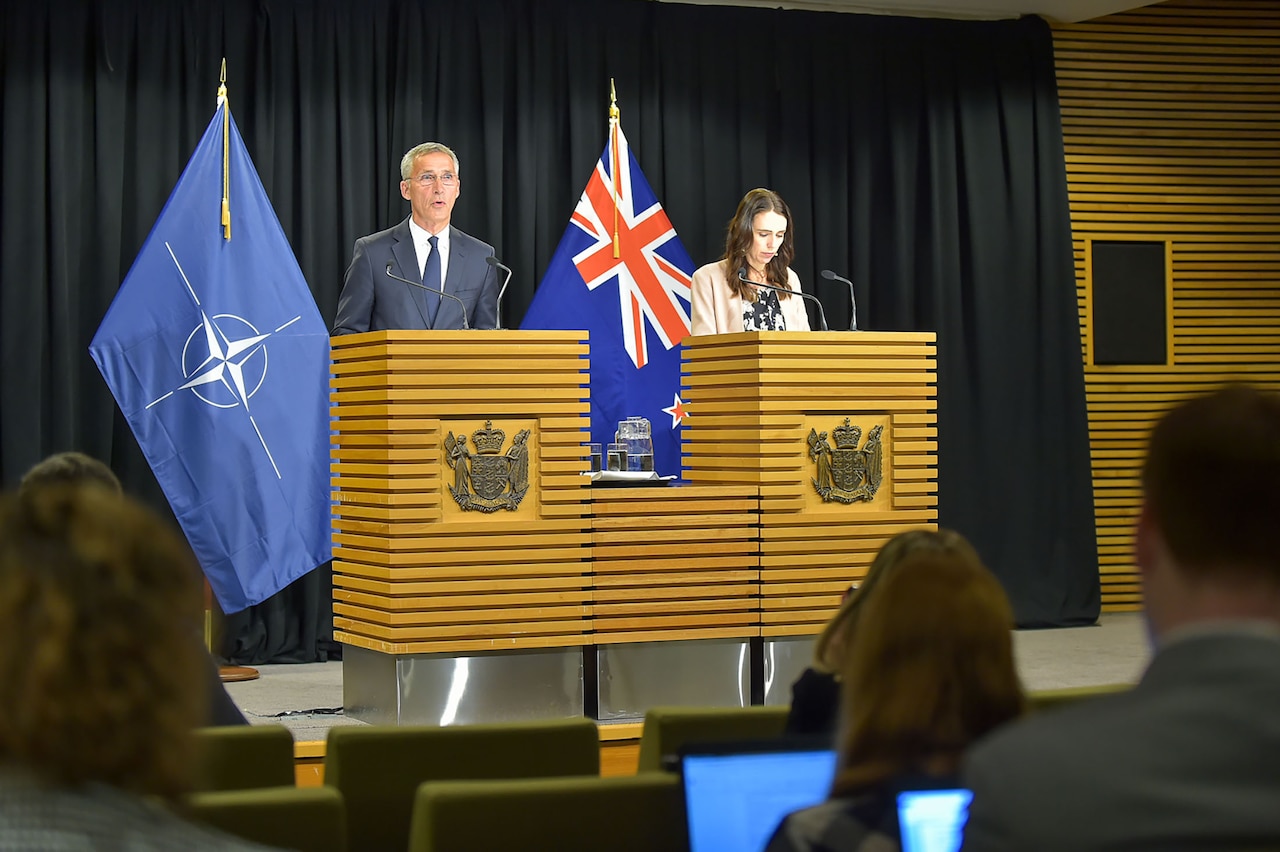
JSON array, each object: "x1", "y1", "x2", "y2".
[
  {"x1": 830, "y1": 549, "x2": 1024, "y2": 796},
  {"x1": 0, "y1": 487, "x2": 207, "y2": 801},
  {"x1": 811, "y1": 528, "x2": 983, "y2": 674},
  {"x1": 1141, "y1": 383, "x2": 1280, "y2": 581},
  {"x1": 19, "y1": 451, "x2": 122, "y2": 497}
]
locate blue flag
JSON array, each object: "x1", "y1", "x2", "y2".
[
  {"x1": 90, "y1": 99, "x2": 332, "y2": 613},
  {"x1": 521, "y1": 123, "x2": 693, "y2": 475}
]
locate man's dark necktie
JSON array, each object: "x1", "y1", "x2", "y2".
[{"x1": 423, "y1": 234, "x2": 442, "y2": 325}]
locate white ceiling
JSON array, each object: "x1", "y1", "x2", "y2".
[{"x1": 652, "y1": 0, "x2": 1162, "y2": 23}]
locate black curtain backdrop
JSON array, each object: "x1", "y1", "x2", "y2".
[{"x1": 0, "y1": 0, "x2": 1099, "y2": 659}]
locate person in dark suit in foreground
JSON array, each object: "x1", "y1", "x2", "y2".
[
  {"x1": 961, "y1": 384, "x2": 1280, "y2": 852},
  {"x1": 19, "y1": 452, "x2": 248, "y2": 728},
  {"x1": 333, "y1": 141, "x2": 499, "y2": 333},
  {"x1": 767, "y1": 544, "x2": 1025, "y2": 852}
]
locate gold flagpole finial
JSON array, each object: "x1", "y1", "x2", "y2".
[
  {"x1": 609, "y1": 79, "x2": 621, "y2": 258},
  {"x1": 219, "y1": 59, "x2": 231, "y2": 241}
]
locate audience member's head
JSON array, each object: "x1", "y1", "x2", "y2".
[
  {"x1": 1137, "y1": 384, "x2": 1280, "y2": 640},
  {"x1": 19, "y1": 451, "x2": 122, "y2": 497},
  {"x1": 830, "y1": 543, "x2": 1023, "y2": 796},
  {"x1": 812, "y1": 528, "x2": 984, "y2": 675},
  {"x1": 0, "y1": 486, "x2": 207, "y2": 801}
]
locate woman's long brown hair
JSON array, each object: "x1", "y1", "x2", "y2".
[
  {"x1": 721, "y1": 188, "x2": 795, "y2": 301},
  {"x1": 829, "y1": 547, "x2": 1025, "y2": 798}
]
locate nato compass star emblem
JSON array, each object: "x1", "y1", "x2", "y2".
[{"x1": 144, "y1": 241, "x2": 301, "y2": 479}]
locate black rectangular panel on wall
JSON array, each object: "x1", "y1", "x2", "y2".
[{"x1": 1091, "y1": 240, "x2": 1167, "y2": 366}]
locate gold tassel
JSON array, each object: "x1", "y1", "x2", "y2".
[{"x1": 219, "y1": 59, "x2": 231, "y2": 241}]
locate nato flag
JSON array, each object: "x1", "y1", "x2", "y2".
[{"x1": 90, "y1": 100, "x2": 332, "y2": 613}]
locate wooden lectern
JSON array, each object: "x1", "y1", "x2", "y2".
[
  {"x1": 681, "y1": 331, "x2": 938, "y2": 703},
  {"x1": 329, "y1": 330, "x2": 591, "y2": 724}
]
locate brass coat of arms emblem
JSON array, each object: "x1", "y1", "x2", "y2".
[
  {"x1": 444, "y1": 421, "x2": 531, "y2": 512},
  {"x1": 807, "y1": 418, "x2": 884, "y2": 504}
]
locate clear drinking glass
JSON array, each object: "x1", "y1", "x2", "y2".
[{"x1": 606, "y1": 442, "x2": 626, "y2": 472}]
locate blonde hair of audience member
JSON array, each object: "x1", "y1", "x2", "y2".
[
  {"x1": 19, "y1": 450, "x2": 122, "y2": 497},
  {"x1": 811, "y1": 529, "x2": 983, "y2": 675},
  {"x1": 0, "y1": 487, "x2": 207, "y2": 801},
  {"x1": 830, "y1": 549, "x2": 1024, "y2": 796}
]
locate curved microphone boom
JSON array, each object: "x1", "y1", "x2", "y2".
[
  {"x1": 485, "y1": 254, "x2": 514, "y2": 330},
  {"x1": 385, "y1": 262, "x2": 470, "y2": 330},
  {"x1": 737, "y1": 268, "x2": 829, "y2": 332},
  {"x1": 821, "y1": 269, "x2": 858, "y2": 331}
]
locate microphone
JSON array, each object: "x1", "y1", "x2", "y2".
[
  {"x1": 485, "y1": 254, "x2": 514, "y2": 330},
  {"x1": 737, "y1": 268, "x2": 829, "y2": 332},
  {"x1": 821, "y1": 269, "x2": 858, "y2": 331},
  {"x1": 385, "y1": 262, "x2": 469, "y2": 330}
]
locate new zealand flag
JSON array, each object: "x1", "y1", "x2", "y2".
[{"x1": 521, "y1": 123, "x2": 693, "y2": 476}]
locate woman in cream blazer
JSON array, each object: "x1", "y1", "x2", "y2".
[{"x1": 690, "y1": 188, "x2": 812, "y2": 336}]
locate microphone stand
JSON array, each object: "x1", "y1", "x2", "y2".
[
  {"x1": 384, "y1": 262, "x2": 470, "y2": 330},
  {"x1": 485, "y1": 255, "x2": 514, "y2": 330},
  {"x1": 737, "y1": 269, "x2": 829, "y2": 332},
  {"x1": 821, "y1": 269, "x2": 858, "y2": 331}
]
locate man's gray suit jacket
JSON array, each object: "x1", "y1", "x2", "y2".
[
  {"x1": 961, "y1": 631, "x2": 1280, "y2": 852},
  {"x1": 332, "y1": 218, "x2": 499, "y2": 334}
]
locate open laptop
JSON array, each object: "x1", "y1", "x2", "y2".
[
  {"x1": 678, "y1": 739, "x2": 837, "y2": 852},
  {"x1": 897, "y1": 788, "x2": 973, "y2": 852}
]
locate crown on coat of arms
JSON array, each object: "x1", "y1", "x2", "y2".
[
  {"x1": 472, "y1": 421, "x2": 507, "y2": 454},
  {"x1": 832, "y1": 418, "x2": 862, "y2": 450}
]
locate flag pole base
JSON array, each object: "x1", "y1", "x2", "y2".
[{"x1": 219, "y1": 665, "x2": 259, "y2": 683}]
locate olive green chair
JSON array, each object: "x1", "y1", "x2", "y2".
[
  {"x1": 187, "y1": 786, "x2": 346, "y2": 852},
  {"x1": 1027, "y1": 682, "x2": 1133, "y2": 714},
  {"x1": 325, "y1": 718, "x2": 600, "y2": 852},
  {"x1": 408, "y1": 774, "x2": 687, "y2": 852},
  {"x1": 193, "y1": 724, "x2": 296, "y2": 792},
  {"x1": 635, "y1": 705, "x2": 790, "y2": 772}
]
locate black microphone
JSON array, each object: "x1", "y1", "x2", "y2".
[
  {"x1": 385, "y1": 262, "x2": 469, "y2": 330},
  {"x1": 737, "y1": 268, "x2": 829, "y2": 332},
  {"x1": 485, "y1": 254, "x2": 514, "y2": 330},
  {"x1": 821, "y1": 269, "x2": 858, "y2": 332}
]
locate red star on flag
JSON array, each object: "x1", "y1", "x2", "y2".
[{"x1": 662, "y1": 394, "x2": 687, "y2": 428}]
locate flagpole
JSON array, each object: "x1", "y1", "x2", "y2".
[
  {"x1": 609, "y1": 79, "x2": 621, "y2": 259},
  {"x1": 219, "y1": 59, "x2": 231, "y2": 241},
  {"x1": 209, "y1": 60, "x2": 258, "y2": 685}
]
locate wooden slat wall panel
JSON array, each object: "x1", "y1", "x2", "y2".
[
  {"x1": 682, "y1": 331, "x2": 939, "y2": 635},
  {"x1": 330, "y1": 331, "x2": 593, "y2": 654},
  {"x1": 1053, "y1": 0, "x2": 1280, "y2": 611},
  {"x1": 590, "y1": 486, "x2": 760, "y2": 644}
]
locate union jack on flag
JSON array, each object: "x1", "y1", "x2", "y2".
[{"x1": 521, "y1": 122, "x2": 693, "y2": 476}]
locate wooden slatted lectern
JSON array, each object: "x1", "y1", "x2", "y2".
[
  {"x1": 681, "y1": 330, "x2": 939, "y2": 704},
  {"x1": 330, "y1": 330, "x2": 592, "y2": 725}
]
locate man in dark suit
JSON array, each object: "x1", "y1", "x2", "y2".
[
  {"x1": 961, "y1": 384, "x2": 1280, "y2": 852},
  {"x1": 333, "y1": 141, "x2": 499, "y2": 333}
]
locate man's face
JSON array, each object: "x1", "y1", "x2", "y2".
[{"x1": 400, "y1": 151, "x2": 460, "y2": 233}]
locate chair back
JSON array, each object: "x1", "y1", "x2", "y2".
[
  {"x1": 193, "y1": 724, "x2": 296, "y2": 792},
  {"x1": 186, "y1": 786, "x2": 346, "y2": 852},
  {"x1": 408, "y1": 774, "x2": 686, "y2": 852},
  {"x1": 636, "y1": 705, "x2": 789, "y2": 772},
  {"x1": 324, "y1": 717, "x2": 600, "y2": 852}
]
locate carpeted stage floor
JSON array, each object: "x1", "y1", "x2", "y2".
[{"x1": 224, "y1": 612, "x2": 1151, "y2": 745}]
